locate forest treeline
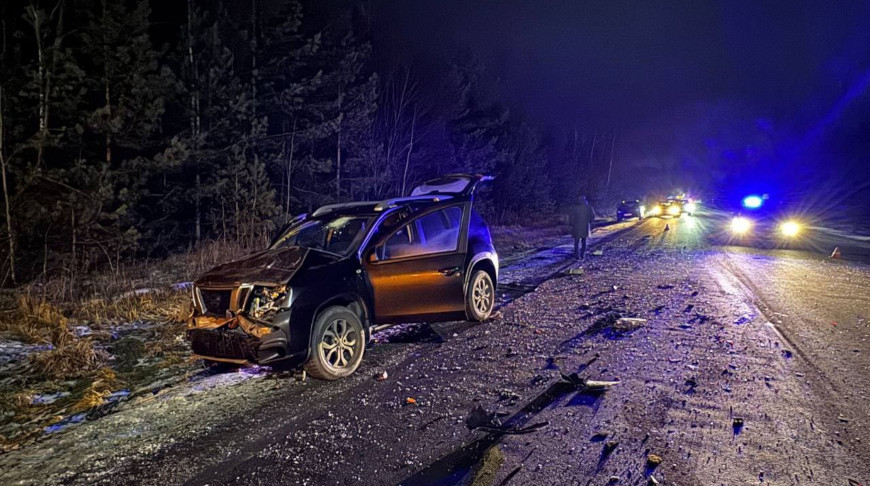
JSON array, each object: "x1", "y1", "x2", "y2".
[{"x1": 0, "y1": 0, "x2": 619, "y2": 285}]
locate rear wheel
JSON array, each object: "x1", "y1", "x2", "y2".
[
  {"x1": 304, "y1": 306, "x2": 365, "y2": 380},
  {"x1": 466, "y1": 269, "x2": 495, "y2": 322}
]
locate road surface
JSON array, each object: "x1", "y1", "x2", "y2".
[{"x1": 1, "y1": 215, "x2": 868, "y2": 486}]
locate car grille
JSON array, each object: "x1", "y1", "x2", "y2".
[
  {"x1": 200, "y1": 289, "x2": 232, "y2": 316},
  {"x1": 188, "y1": 329, "x2": 260, "y2": 361}
]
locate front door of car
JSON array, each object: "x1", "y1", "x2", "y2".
[{"x1": 364, "y1": 205, "x2": 468, "y2": 323}]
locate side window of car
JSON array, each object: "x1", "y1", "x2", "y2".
[{"x1": 382, "y1": 207, "x2": 463, "y2": 260}]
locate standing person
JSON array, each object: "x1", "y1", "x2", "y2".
[{"x1": 569, "y1": 195, "x2": 596, "y2": 259}]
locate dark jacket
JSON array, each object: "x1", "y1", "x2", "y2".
[{"x1": 569, "y1": 201, "x2": 595, "y2": 238}]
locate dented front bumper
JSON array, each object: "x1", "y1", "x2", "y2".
[{"x1": 187, "y1": 311, "x2": 298, "y2": 365}]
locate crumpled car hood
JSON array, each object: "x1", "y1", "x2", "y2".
[{"x1": 195, "y1": 247, "x2": 309, "y2": 287}]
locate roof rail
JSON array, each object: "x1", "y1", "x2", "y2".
[
  {"x1": 311, "y1": 201, "x2": 375, "y2": 217},
  {"x1": 374, "y1": 195, "x2": 451, "y2": 212}
]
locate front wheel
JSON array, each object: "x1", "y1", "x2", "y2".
[
  {"x1": 304, "y1": 306, "x2": 366, "y2": 380},
  {"x1": 466, "y1": 270, "x2": 495, "y2": 322}
]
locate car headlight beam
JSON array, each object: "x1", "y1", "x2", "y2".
[
  {"x1": 780, "y1": 221, "x2": 801, "y2": 237},
  {"x1": 730, "y1": 217, "x2": 752, "y2": 235},
  {"x1": 667, "y1": 205, "x2": 681, "y2": 216}
]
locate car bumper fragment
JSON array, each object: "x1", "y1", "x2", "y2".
[{"x1": 188, "y1": 328, "x2": 261, "y2": 362}]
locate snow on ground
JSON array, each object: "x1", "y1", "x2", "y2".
[{"x1": 2, "y1": 216, "x2": 868, "y2": 485}]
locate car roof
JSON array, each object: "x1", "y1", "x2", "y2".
[
  {"x1": 311, "y1": 195, "x2": 456, "y2": 218},
  {"x1": 309, "y1": 173, "x2": 491, "y2": 219}
]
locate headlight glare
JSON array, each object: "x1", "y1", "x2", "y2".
[
  {"x1": 780, "y1": 221, "x2": 800, "y2": 237},
  {"x1": 730, "y1": 217, "x2": 752, "y2": 234}
]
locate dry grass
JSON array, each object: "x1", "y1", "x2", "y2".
[
  {"x1": 0, "y1": 294, "x2": 72, "y2": 346},
  {"x1": 71, "y1": 368, "x2": 123, "y2": 412},
  {"x1": 71, "y1": 289, "x2": 190, "y2": 326},
  {"x1": 29, "y1": 339, "x2": 109, "y2": 379}
]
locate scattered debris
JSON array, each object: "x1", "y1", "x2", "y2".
[
  {"x1": 646, "y1": 453, "x2": 663, "y2": 467},
  {"x1": 838, "y1": 416, "x2": 850, "y2": 423},
  {"x1": 591, "y1": 431, "x2": 610, "y2": 442},
  {"x1": 603, "y1": 440, "x2": 619, "y2": 457},
  {"x1": 656, "y1": 284, "x2": 674, "y2": 290},
  {"x1": 733, "y1": 417, "x2": 745, "y2": 435},
  {"x1": 470, "y1": 445, "x2": 504, "y2": 486},
  {"x1": 465, "y1": 405, "x2": 548, "y2": 435},
  {"x1": 405, "y1": 397, "x2": 417, "y2": 406},
  {"x1": 567, "y1": 267, "x2": 585, "y2": 275},
  {"x1": 591, "y1": 249, "x2": 604, "y2": 256},
  {"x1": 830, "y1": 247, "x2": 842, "y2": 259},
  {"x1": 375, "y1": 371, "x2": 389, "y2": 381},
  {"x1": 648, "y1": 476, "x2": 659, "y2": 485},
  {"x1": 608, "y1": 475, "x2": 621, "y2": 483},
  {"x1": 585, "y1": 314, "x2": 646, "y2": 339},
  {"x1": 560, "y1": 372, "x2": 620, "y2": 391}
]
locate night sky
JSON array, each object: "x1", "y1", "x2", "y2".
[
  {"x1": 372, "y1": 0, "x2": 870, "y2": 197},
  {"x1": 374, "y1": 1, "x2": 870, "y2": 128}
]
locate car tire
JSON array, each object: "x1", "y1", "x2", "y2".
[
  {"x1": 466, "y1": 269, "x2": 495, "y2": 322},
  {"x1": 304, "y1": 306, "x2": 366, "y2": 380}
]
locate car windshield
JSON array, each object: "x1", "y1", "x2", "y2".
[{"x1": 271, "y1": 215, "x2": 371, "y2": 256}]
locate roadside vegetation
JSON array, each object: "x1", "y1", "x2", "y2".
[{"x1": 0, "y1": 240, "x2": 254, "y2": 452}]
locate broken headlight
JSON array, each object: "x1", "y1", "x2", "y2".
[{"x1": 247, "y1": 285, "x2": 292, "y2": 321}]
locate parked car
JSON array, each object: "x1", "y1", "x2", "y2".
[
  {"x1": 647, "y1": 199, "x2": 683, "y2": 218},
  {"x1": 616, "y1": 199, "x2": 644, "y2": 221},
  {"x1": 187, "y1": 174, "x2": 499, "y2": 380}
]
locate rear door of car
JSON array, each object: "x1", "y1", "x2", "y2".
[
  {"x1": 409, "y1": 173, "x2": 492, "y2": 197},
  {"x1": 364, "y1": 204, "x2": 469, "y2": 323}
]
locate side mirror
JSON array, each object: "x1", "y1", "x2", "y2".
[{"x1": 368, "y1": 249, "x2": 380, "y2": 263}]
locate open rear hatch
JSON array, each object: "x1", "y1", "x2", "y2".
[{"x1": 410, "y1": 173, "x2": 493, "y2": 197}]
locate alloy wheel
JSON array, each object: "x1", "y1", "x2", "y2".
[
  {"x1": 319, "y1": 318, "x2": 359, "y2": 371},
  {"x1": 472, "y1": 273, "x2": 493, "y2": 316}
]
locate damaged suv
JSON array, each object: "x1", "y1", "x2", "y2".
[{"x1": 187, "y1": 174, "x2": 498, "y2": 380}]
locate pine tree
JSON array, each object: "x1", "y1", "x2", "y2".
[{"x1": 69, "y1": 0, "x2": 174, "y2": 272}]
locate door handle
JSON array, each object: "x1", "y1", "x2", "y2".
[{"x1": 438, "y1": 266, "x2": 461, "y2": 277}]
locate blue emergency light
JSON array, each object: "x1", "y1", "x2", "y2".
[{"x1": 742, "y1": 195, "x2": 763, "y2": 209}]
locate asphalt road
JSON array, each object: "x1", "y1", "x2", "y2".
[{"x1": 1, "y1": 215, "x2": 868, "y2": 485}]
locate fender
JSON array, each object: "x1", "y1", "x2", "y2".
[
  {"x1": 464, "y1": 251, "x2": 499, "y2": 292},
  {"x1": 300, "y1": 292, "x2": 371, "y2": 364}
]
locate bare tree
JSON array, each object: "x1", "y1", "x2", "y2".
[
  {"x1": 0, "y1": 83, "x2": 14, "y2": 284},
  {"x1": 187, "y1": 0, "x2": 202, "y2": 244}
]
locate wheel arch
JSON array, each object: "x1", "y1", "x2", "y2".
[
  {"x1": 304, "y1": 293, "x2": 371, "y2": 359},
  {"x1": 465, "y1": 253, "x2": 498, "y2": 293}
]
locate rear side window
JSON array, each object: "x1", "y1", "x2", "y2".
[{"x1": 383, "y1": 207, "x2": 463, "y2": 260}]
